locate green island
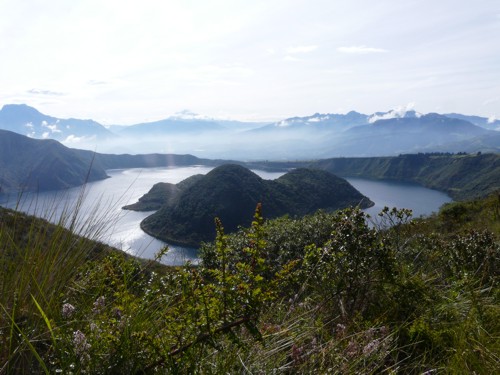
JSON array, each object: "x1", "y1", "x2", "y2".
[{"x1": 126, "y1": 164, "x2": 373, "y2": 246}]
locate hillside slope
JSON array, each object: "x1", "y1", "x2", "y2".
[{"x1": 0, "y1": 129, "x2": 108, "y2": 193}]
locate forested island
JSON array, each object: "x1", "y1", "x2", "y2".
[{"x1": 125, "y1": 164, "x2": 373, "y2": 246}]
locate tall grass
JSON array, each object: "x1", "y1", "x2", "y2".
[{"x1": 0, "y1": 181, "x2": 140, "y2": 373}]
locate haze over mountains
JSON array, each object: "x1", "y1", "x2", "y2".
[{"x1": 1, "y1": 104, "x2": 499, "y2": 160}]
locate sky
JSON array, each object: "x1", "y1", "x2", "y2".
[{"x1": 1, "y1": 0, "x2": 499, "y2": 124}]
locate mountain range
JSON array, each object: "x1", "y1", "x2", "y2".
[
  {"x1": 0, "y1": 127, "x2": 498, "y2": 205},
  {"x1": 0, "y1": 104, "x2": 499, "y2": 159}
]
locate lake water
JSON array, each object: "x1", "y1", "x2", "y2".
[{"x1": 0, "y1": 166, "x2": 451, "y2": 265}]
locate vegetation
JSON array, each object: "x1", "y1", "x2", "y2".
[
  {"x1": 139, "y1": 164, "x2": 373, "y2": 246},
  {"x1": 1, "y1": 188, "x2": 498, "y2": 373}
]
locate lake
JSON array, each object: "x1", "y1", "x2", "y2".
[{"x1": 0, "y1": 166, "x2": 451, "y2": 265}]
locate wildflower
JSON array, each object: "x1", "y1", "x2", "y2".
[
  {"x1": 90, "y1": 322, "x2": 100, "y2": 333},
  {"x1": 291, "y1": 343, "x2": 304, "y2": 364},
  {"x1": 113, "y1": 307, "x2": 123, "y2": 320},
  {"x1": 362, "y1": 338, "x2": 380, "y2": 356},
  {"x1": 379, "y1": 325, "x2": 389, "y2": 337},
  {"x1": 335, "y1": 323, "x2": 346, "y2": 338},
  {"x1": 73, "y1": 330, "x2": 91, "y2": 360},
  {"x1": 92, "y1": 296, "x2": 106, "y2": 314},
  {"x1": 62, "y1": 303, "x2": 75, "y2": 319},
  {"x1": 345, "y1": 340, "x2": 358, "y2": 357}
]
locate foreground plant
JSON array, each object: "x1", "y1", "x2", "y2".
[{"x1": 0, "y1": 193, "x2": 498, "y2": 373}]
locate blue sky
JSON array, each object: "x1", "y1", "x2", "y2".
[{"x1": 1, "y1": 0, "x2": 499, "y2": 124}]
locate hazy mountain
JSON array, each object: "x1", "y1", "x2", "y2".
[
  {"x1": 444, "y1": 113, "x2": 500, "y2": 131},
  {"x1": 0, "y1": 129, "x2": 108, "y2": 193},
  {"x1": 138, "y1": 164, "x2": 373, "y2": 246},
  {"x1": 0, "y1": 104, "x2": 116, "y2": 144},
  {"x1": 118, "y1": 118, "x2": 225, "y2": 136},
  {"x1": 322, "y1": 113, "x2": 491, "y2": 156},
  {"x1": 2, "y1": 104, "x2": 498, "y2": 159},
  {"x1": 250, "y1": 111, "x2": 369, "y2": 134}
]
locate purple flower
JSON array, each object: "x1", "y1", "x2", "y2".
[
  {"x1": 363, "y1": 339, "x2": 380, "y2": 355},
  {"x1": 62, "y1": 303, "x2": 75, "y2": 319},
  {"x1": 73, "y1": 330, "x2": 91, "y2": 358},
  {"x1": 92, "y1": 296, "x2": 106, "y2": 314}
]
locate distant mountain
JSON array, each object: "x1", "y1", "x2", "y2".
[
  {"x1": 136, "y1": 164, "x2": 373, "y2": 246},
  {"x1": 2, "y1": 104, "x2": 498, "y2": 159},
  {"x1": 118, "y1": 117, "x2": 225, "y2": 136},
  {"x1": 324, "y1": 113, "x2": 491, "y2": 156},
  {"x1": 0, "y1": 129, "x2": 108, "y2": 193},
  {"x1": 250, "y1": 111, "x2": 369, "y2": 134},
  {"x1": 368, "y1": 109, "x2": 423, "y2": 123},
  {"x1": 0, "y1": 104, "x2": 116, "y2": 144},
  {"x1": 231, "y1": 111, "x2": 497, "y2": 159},
  {"x1": 444, "y1": 113, "x2": 500, "y2": 131}
]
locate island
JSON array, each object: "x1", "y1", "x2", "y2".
[{"x1": 124, "y1": 164, "x2": 373, "y2": 246}]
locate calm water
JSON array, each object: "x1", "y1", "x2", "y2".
[
  {"x1": 346, "y1": 177, "x2": 452, "y2": 218},
  {"x1": 0, "y1": 167, "x2": 451, "y2": 264}
]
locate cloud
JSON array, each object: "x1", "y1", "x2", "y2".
[
  {"x1": 337, "y1": 45, "x2": 387, "y2": 54},
  {"x1": 287, "y1": 45, "x2": 318, "y2": 54},
  {"x1": 488, "y1": 115, "x2": 496, "y2": 124},
  {"x1": 368, "y1": 103, "x2": 419, "y2": 123},
  {"x1": 62, "y1": 134, "x2": 96, "y2": 144},
  {"x1": 283, "y1": 55, "x2": 301, "y2": 62},
  {"x1": 42, "y1": 120, "x2": 61, "y2": 133},
  {"x1": 28, "y1": 88, "x2": 65, "y2": 96},
  {"x1": 88, "y1": 80, "x2": 109, "y2": 85}
]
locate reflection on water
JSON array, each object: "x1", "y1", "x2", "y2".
[
  {"x1": 346, "y1": 177, "x2": 451, "y2": 218},
  {"x1": 0, "y1": 167, "x2": 451, "y2": 265}
]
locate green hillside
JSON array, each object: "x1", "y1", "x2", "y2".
[{"x1": 0, "y1": 130, "x2": 108, "y2": 192}]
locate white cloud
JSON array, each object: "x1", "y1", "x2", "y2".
[
  {"x1": 42, "y1": 121, "x2": 61, "y2": 133},
  {"x1": 42, "y1": 132, "x2": 50, "y2": 139},
  {"x1": 171, "y1": 110, "x2": 210, "y2": 120},
  {"x1": 488, "y1": 115, "x2": 496, "y2": 124},
  {"x1": 337, "y1": 45, "x2": 388, "y2": 54},
  {"x1": 287, "y1": 45, "x2": 318, "y2": 54},
  {"x1": 368, "y1": 103, "x2": 418, "y2": 123},
  {"x1": 276, "y1": 120, "x2": 291, "y2": 127},
  {"x1": 283, "y1": 55, "x2": 301, "y2": 62},
  {"x1": 28, "y1": 88, "x2": 64, "y2": 96},
  {"x1": 62, "y1": 134, "x2": 96, "y2": 144}
]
